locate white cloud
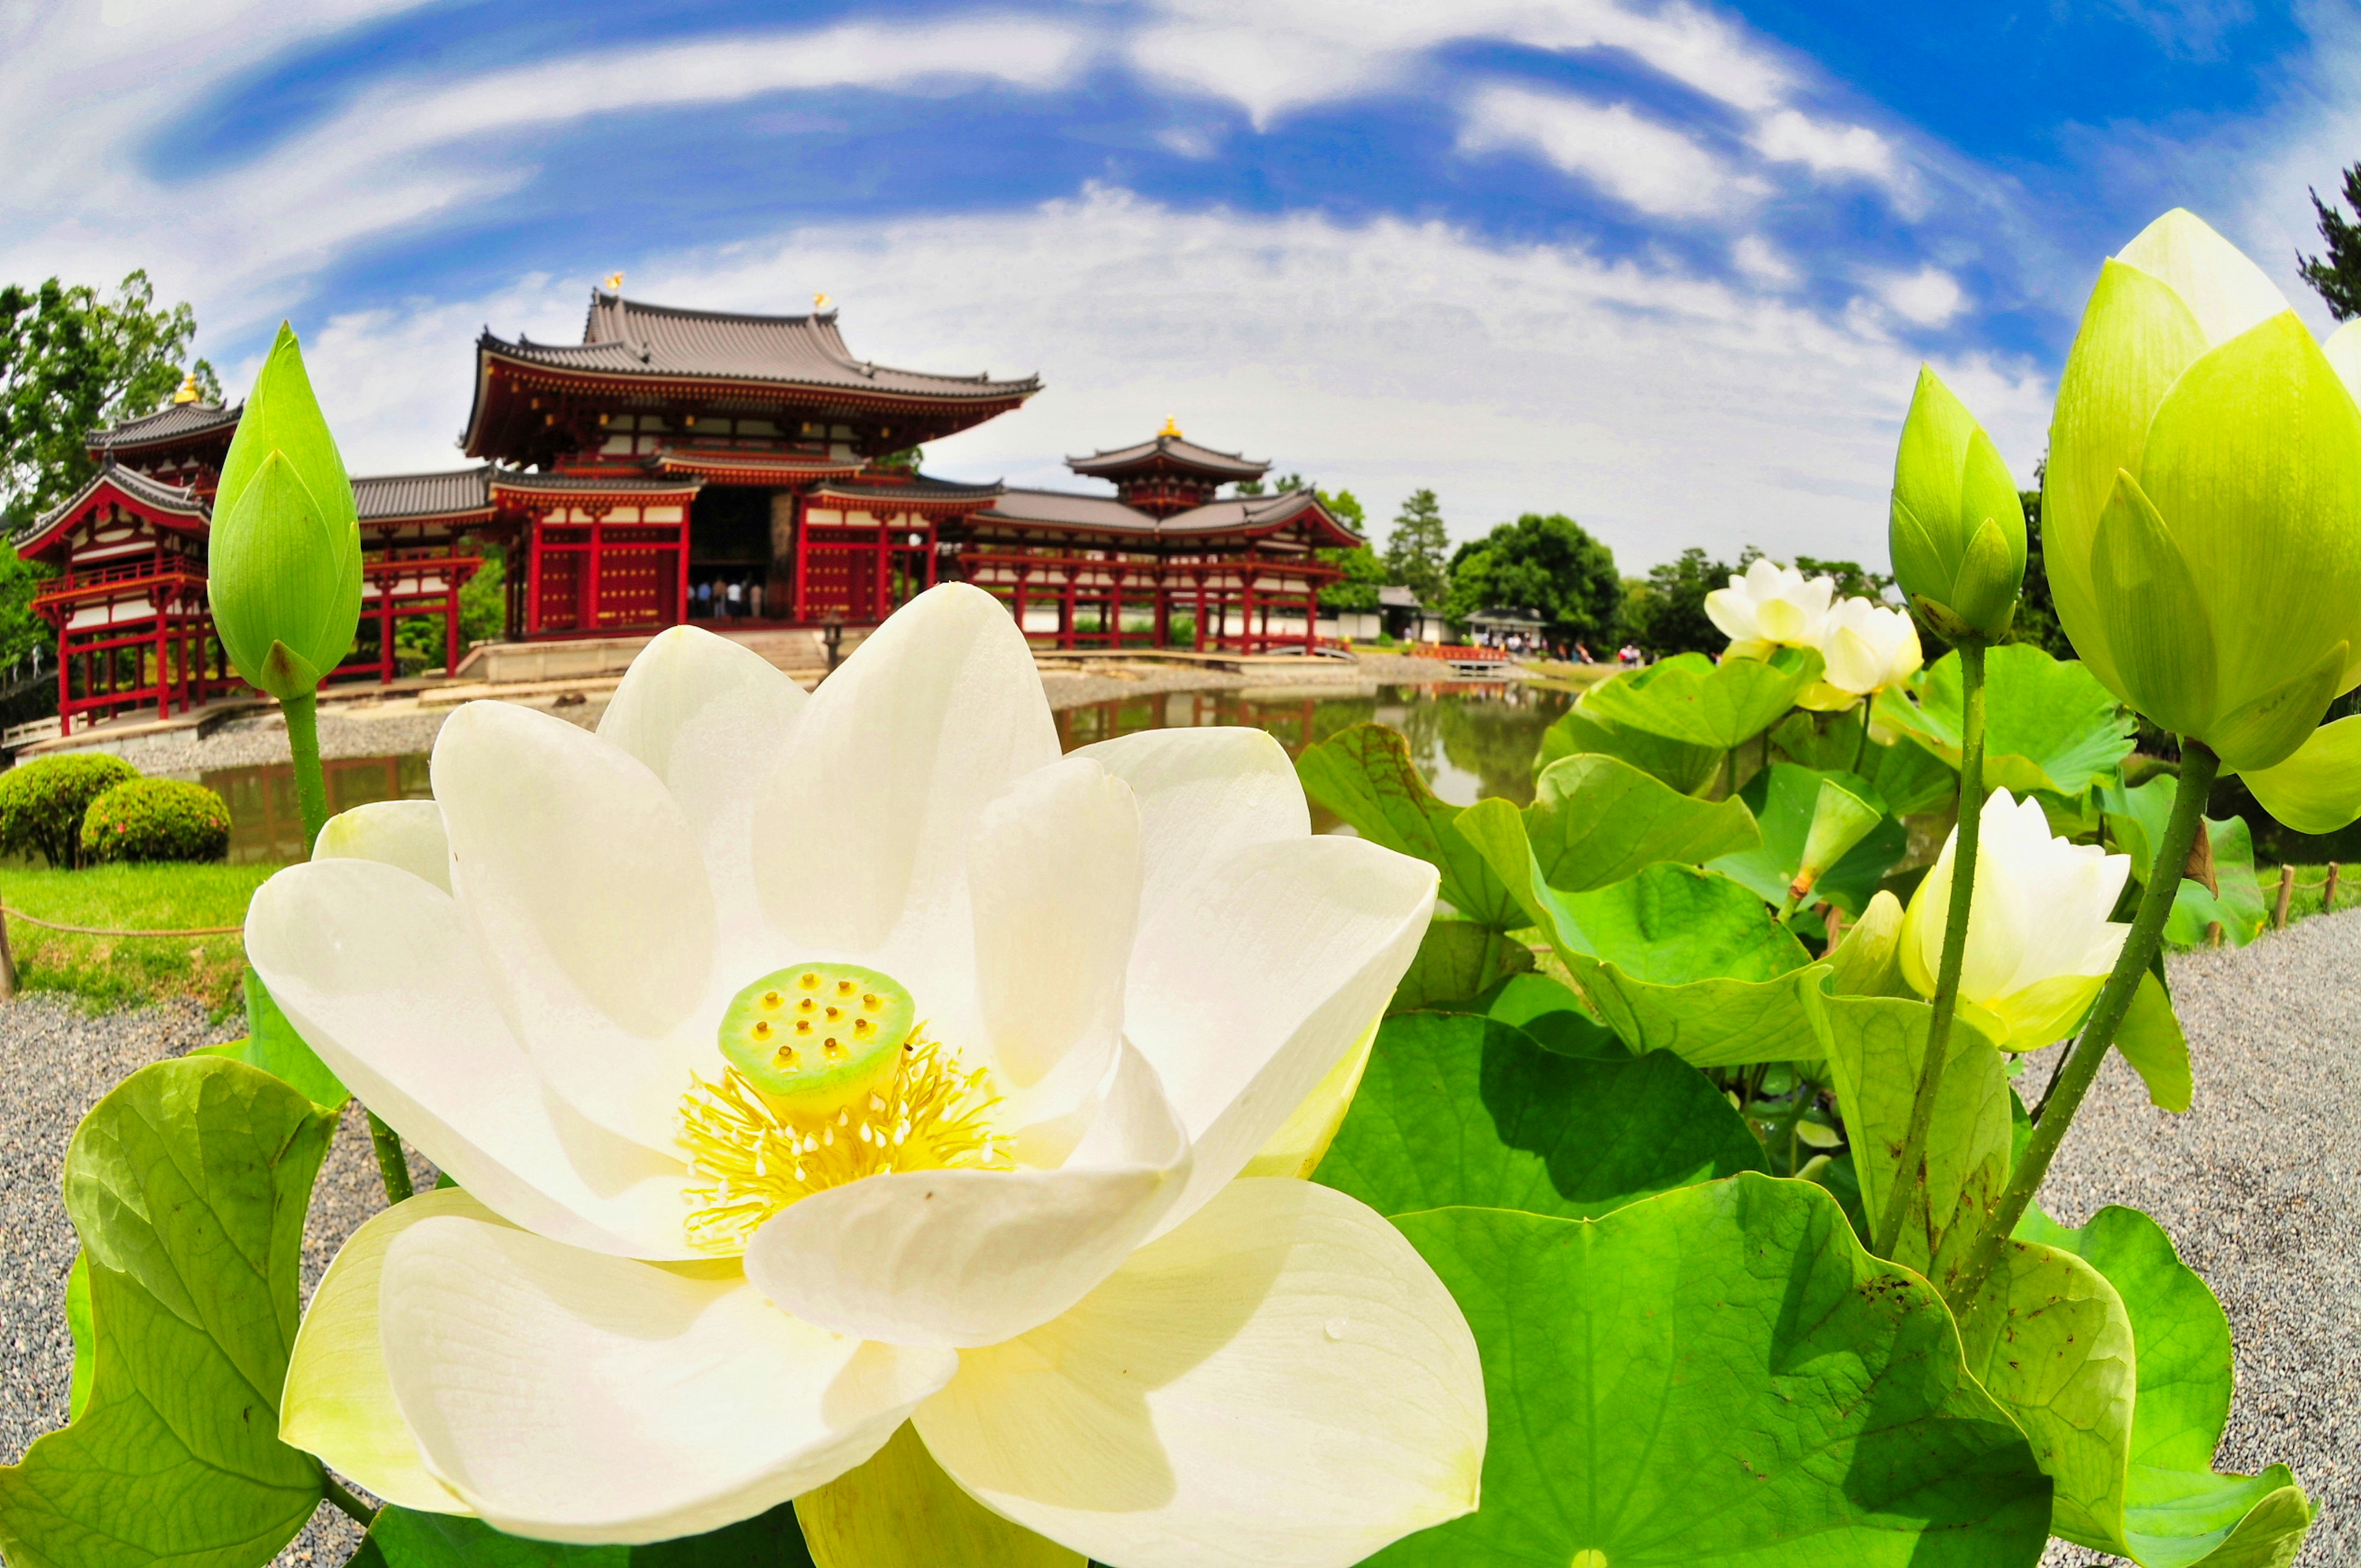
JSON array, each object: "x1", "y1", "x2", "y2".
[
  {"x1": 1876, "y1": 266, "x2": 1966, "y2": 327},
  {"x1": 0, "y1": 12, "x2": 1093, "y2": 341},
  {"x1": 1732, "y1": 234, "x2": 1798, "y2": 287},
  {"x1": 1128, "y1": 0, "x2": 1790, "y2": 126},
  {"x1": 1459, "y1": 85, "x2": 1758, "y2": 219},
  {"x1": 1749, "y1": 108, "x2": 1922, "y2": 214},
  {"x1": 308, "y1": 186, "x2": 2051, "y2": 569}
]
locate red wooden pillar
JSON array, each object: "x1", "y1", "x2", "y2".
[
  {"x1": 923, "y1": 522, "x2": 939, "y2": 588},
  {"x1": 676, "y1": 520, "x2": 691, "y2": 630},
  {"x1": 1305, "y1": 587, "x2": 1318, "y2": 652},
  {"x1": 1061, "y1": 577, "x2": 1077, "y2": 651},
  {"x1": 585, "y1": 515, "x2": 604, "y2": 632},
  {"x1": 1153, "y1": 566, "x2": 1170, "y2": 649},
  {"x1": 1241, "y1": 579, "x2": 1257, "y2": 654},
  {"x1": 1194, "y1": 572, "x2": 1208, "y2": 652},
  {"x1": 1012, "y1": 570, "x2": 1029, "y2": 647},
  {"x1": 874, "y1": 517, "x2": 892, "y2": 623},
  {"x1": 526, "y1": 523, "x2": 545, "y2": 636},
  {"x1": 792, "y1": 496, "x2": 810, "y2": 622},
  {"x1": 1109, "y1": 572, "x2": 1123, "y2": 651}
]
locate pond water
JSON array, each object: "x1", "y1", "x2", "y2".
[{"x1": 202, "y1": 681, "x2": 1579, "y2": 863}]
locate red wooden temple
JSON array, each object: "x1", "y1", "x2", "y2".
[{"x1": 14, "y1": 290, "x2": 1359, "y2": 733}]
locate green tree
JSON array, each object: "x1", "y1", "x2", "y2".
[
  {"x1": 2001, "y1": 485, "x2": 2076, "y2": 662},
  {"x1": 1792, "y1": 555, "x2": 1892, "y2": 602},
  {"x1": 2300, "y1": 164, "x2": 2361, "y2": 320},
  {"x1": 1, "y1": 271, "x2": 216, "y2": 522},
  {"x1": 1444, "y1": 513, "x2": 1621, "y2": 646},
  {"x1": 1625, "y1": 545, "x2": 1738, "y2": 656},
  {"x1": 1313, "y1": 487, "x2": 1382, "y2": 612},
  {"x1": 1385, "y1": 488, "x2": 1450, "y2": 604}
]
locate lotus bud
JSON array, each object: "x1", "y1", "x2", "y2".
[
  {"x1": 2044, "y1": 209, "x2": 2361, "y2": 771},
  {"x1": 1798, "y1": 595, "x2": 1923, "y2": 711},
  {"x1": 1790, "y1": 778, "x2": 1881, "y2": 903},
  {"x1": 1823, "y1": 888, "x2": 1907, "y2": 997},
  {"x1": 210, "y1": 323, "x2": 363, "y2": 702},
  {"x1": 1889, "y1": 367, "x2": 2025, "y2": 641}
]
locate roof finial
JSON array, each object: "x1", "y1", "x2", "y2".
[
  {"x1": 1158, "y1": 415, "x2": 1182, "y2": 438},
  {"x1": 171, "y1": 373, "x2": 200, "y2": 405},
  {"x1": 603, "y1": 272, "x2": 625, "y2": 293},
  {"x1": 814, "y1": 291, "x2": 833, "y2": 311}
]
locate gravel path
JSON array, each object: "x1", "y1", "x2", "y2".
[
  {"x1": 2035, "y1": 911, "x2": 2360, "y2": 1566},
  {"x1": 0, "y1": 995, "x2": 435, "y2": 1565}
]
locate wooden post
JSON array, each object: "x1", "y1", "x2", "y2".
[
  {"x1": 2206, "y1": 920, "x2": 2225, "y2": 948},
  {"x1": 2327, "y1": 862, "x2": 2342, "y2": 909},
  {"x1": 2273, "y1": 864, "x2": 2294, "y2": 929},
  {"x1": 0, "y1": 901, "x2": 17, "y2": 998}
]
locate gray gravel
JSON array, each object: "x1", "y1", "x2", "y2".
[
  {"x1": 2035, "y1": 911, "x2": 2360, "y2": 1566},
  {"x1": 0, "y1": 994, "x2": 435, "y2": 1566}
]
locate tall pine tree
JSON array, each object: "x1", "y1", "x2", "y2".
[
  {"x1": 1384, "y1": 488, "x2": 1450, "y2": 604},
  {"x1": 2299, "y1": 165, "x2": 2361, "y2": 320}
]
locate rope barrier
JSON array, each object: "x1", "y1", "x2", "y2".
[{"x1": 0, "y1": 906, "x2": 243, "y2": 938}]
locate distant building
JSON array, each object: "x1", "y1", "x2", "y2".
[
  {"x1": 1462, "y1": 606, "x2": 1550, "y2": 648},
  {"x1": 19, "y1": 293, "x2": 1360, "y2": 732}
]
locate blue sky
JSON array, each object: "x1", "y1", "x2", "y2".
[{"x1": 6, "y1": 0, "x2": 2359, "y2": 569}]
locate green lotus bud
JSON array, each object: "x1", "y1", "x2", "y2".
[
  {"x1": 1789, "y1": 778, "x2": 1881, "y2": 903},
  {"x1": 210, "y1": 323, "x2": 363, "y2": 702},
  {"x1": 2044, "y1": 209, "x2": 2361, "y2": 771},
  {"x1": 1888, "y1": 366, "x2": 2025, "y2": 640}
]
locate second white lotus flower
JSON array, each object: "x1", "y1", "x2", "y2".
[
  {"x1": 1800, "y1": 595, "x2": 1924, "y2": 710},
  {"x1": 1900, "y1": 788, "x2": 2132, "y2": 1051},
  {"x1": 250, "y1": 585, "x2": 1483, "y2": 1564}
]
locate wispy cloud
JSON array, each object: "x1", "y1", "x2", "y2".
[{"x1": 1459, "y1": 85, "x2": 1761, "y2": 219}]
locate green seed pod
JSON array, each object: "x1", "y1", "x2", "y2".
[
  {"x1": 1888, "y1": 366, "x2": 2026, "y2": 641},
  {"x1": 721, "y1": 962, "x2": 915, "y2": 1116},
  {"x1": 2044, "y1": 209, "x2": 2361, "y2": 772},
  {"x1": 1790, "y1": 778, "x2": 1881, "y2": 903},
  {"x1": 209, "y1": 323, "x2": 363, "y2": 701}
]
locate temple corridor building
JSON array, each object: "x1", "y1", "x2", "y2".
[{"x1": 12, "y1": 289, "x2": 1359, "y2": 732}]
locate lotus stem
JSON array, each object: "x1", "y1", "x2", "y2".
[
  {"x1": 1949, "y1": 738, "x2": 2220, "y2": 1312},
  {"x1": 1870, "y1": 637, "x2": 1986, "y2": 1261},
  {"x1": 323, "y1": 1473, "x2": 376, "y2": 1526},
  {"x1": 282, "y1": 689, "x2": 330, "y2": 854},
  {"x1": 370, "y1": 1114, "x2": 414, "y2": 1204},
  {"x1": 1852, "y1": 703, "x2": 1872, "y2": 775}
]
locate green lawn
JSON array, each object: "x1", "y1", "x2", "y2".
[{"x1": 1, "y1": 861, "x2": 290, "y2": 1015}]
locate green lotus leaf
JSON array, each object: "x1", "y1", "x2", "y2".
[
  {"x1": 1536, "y1": 861, "x2": 1811, "y2": 982},
  {"x1": 1479, "y1": 970, "x2": 1627, "y2": 1059},
  {"x1": 1959, "y1": 1240, "x2": 2138, "y2": 1549},
  {"x1": 1710, "y1": 762, "x2": 1907, "y2": 916},
  {"x1": 1579, "y1": 645, "x2": 1825, "y2": 750},
  {"x1": 1516, "y1": 751, "x2": 1762, "y2": 892},
  {"x1": 2237, "y1": 713, "x2": 2361, "y2": 834},
  {"x1": 1295, "y1": 723, "x2": 1523, "y2": 929},
  {"x1": 1315, "y1": 1009, "x2": 1764, "y2": 1220},
  {"x1": 2114, "y1": 970, "x2": 2193, "y2": 1113},
  {"x1": 1877, "y1": 644, "x2": 2137, "y2": 797},
  {"x1": 62, "y1": 1254, "x2": 91, "y2": 1423},
  {"x1": 2168, "y1": 817, "x2": 2265, "y2": 949},
  {"x1": 355, "y1": 1501, "x2": 817, "y2": 1566},
  {"x1": 1771, "y1": 711, "x2": 1960, "y2": 816},
  {"x1": 1369, "y1": 1176, "x2": 2054, "y2": 1566},
  {"x1": 0, "y1": 1058, "x2": 333, "y2": 1568},
  {"x1": 2138, "y1": 312, "x2": 2361, "y2": 769},
  {"x1": 1538, "y1": 705, "x2": 1725, "y2": 796},
  {"x1": 1805, "y1": 988, "x2": 2011, "y2": 1294},
  {"x1": 189, "y1": 970, "x2": 350, "y2": 1112},
  {"x1": 2044, "y1": 256, "x2": 2212, "y2": 695},
  {"x1": 2013, "y1": 1205, "x2": 2314, "y2": 1567},
  {"x1": 1388, "y1": 917, "x2": 1534, "y2": 1015},
  {"x1": 1570, "y1": 957, "x2": 1830, "y2": 1066}
]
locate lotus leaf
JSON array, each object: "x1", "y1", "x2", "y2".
[
  {"x1": 1315, "y1": 1009, "x2": 1765, "y2": 1220},
  {"x1": 2114, "y1": 971, "x2": 2193, "y2": 1113},
  {"x1": 355, "y1": 1502, "x2": 819, "y2": 1566},
  {"x1": 189, "y1": 970, "x2": 350, "y2": 1112},
  {"x1": 2237, "y1": 713, "x2": 2361, "y2": 834},
  {"x1": 1538, "y1": 705, "x2": 1725, "y2": 796},
  {"x1": 1479, "y1": 970, "x2": 1626, "y2": 1059},
  {"x1": 1879, "y1": 644, "x2": 2136, "y2": 796},
  {"x1": 1578, "y1": 645, "x2": 1825, "y2": 750},
  {"x1": 1569, "y1": 957, "x2": 1831, "y2": 1066},
  {"x1": 1369, "y1": 1176, "x2": 2054, "y2": 1566},
  {"x1": 2013, "y1": 1206, "x2": 2313, "y2": 1567},
  {"x1": 1517, "y1": 751, "x2": 1762, "y2": 891},
  {"x1": 1959, "y1": 1240, "x2": 2138, "y2": 1549},
  {"x1": 1806, "y1": 988, "x2": 2011, "y2": 1295},
  {"x1": 1295, "y1": 723, "x2": 1524, "y2": 928},
  {"x1": 1387, "y1": 918, "x2": 1535, "y2": 1015},
  {"x1": 0, "y1": 1058, "x2": 333, "y2": 1568}
]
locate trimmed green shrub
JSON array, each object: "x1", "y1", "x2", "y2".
[
  {"x1": 80, "y1": 778, "x2": 232, "y2": 866},
  {"x1": 0, "y1": 754, "x2": 140, "y2": 868}
]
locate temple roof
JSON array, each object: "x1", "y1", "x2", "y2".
[
  {"x1": 983, "y1": 489, "x2": 1160, "y2": 533},
  {"x1": 491, "y1": 470, "x2": 703, "y2": 498},
  {"x1": 1066, "y1": 431, "x2": 1267, "y2": 481},
  {"x1": 483, "y1": 293, "x2": 1041, "y2": 403},
  {"x1": 354, "y1": 467, "x2": 496, "y2": 523},
  {"x1": 14, "y1": 462, "x2": 208, "y2": 555},
  {"x1": 87, "y1": 400, "x2": 242, "y2": 453},
  {"x1": 811, "y1": 476, "x2": 1006, "y2": 506},
  {"x1": 974, "y1": 486, "x2": 1359, "y2": 547}
]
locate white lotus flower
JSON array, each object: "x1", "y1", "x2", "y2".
[
  {"x1": 1800, "y1": 595, "x2": 1925, "y2": 710},
  {"x1": 1900, "y1": 788, "x2": 2132, "y2": 1051},
  {"x1": 1704, "y1": 558, "x2": 1836, "y2": 659},
  {"x1": 256, "y1": 585, "x2": 1481, "y2": 1564}
]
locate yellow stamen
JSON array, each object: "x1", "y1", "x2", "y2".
[{"x1": 676, "y1": 1028, "x2": 1010, "y2": 1253}]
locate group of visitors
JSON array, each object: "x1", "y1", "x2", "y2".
[{"x1": 692, "y1": 577, "x2": 766, "y2": 621}]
